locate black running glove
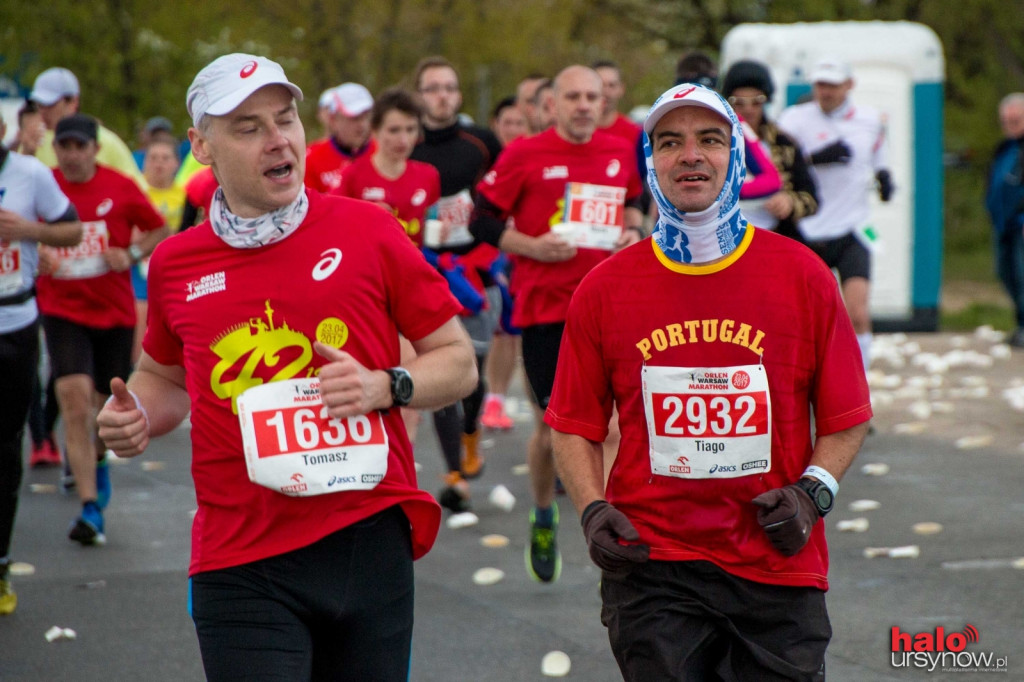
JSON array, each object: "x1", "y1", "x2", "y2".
[
  {"x1": 751, "y1": 485, "x2": 819, "y2": 556},
  {"x1": 809, "y1": 139, "x2": 852, "y2": 165},
  {"x1": 875, "y1": 169, "x2": 894, "y2": 202},
  {"x1": 581, "y1": 500, "x2": 650, "y2": 574}
]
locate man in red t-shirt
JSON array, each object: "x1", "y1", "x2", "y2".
[
  {"x1": 304, "y1": 82, "x2": 375, "y2": 193},
  {"x1": 470, "y1": 65, "x2": 646, "y2": 584},
  {"x1": 37, "y1": 114, "x2": 168, "y2": 546},
  {"x1": 546, "y1": 84, "x2": 872, "y2": 680},
  {"x1": 96, "y1": 54, "x2": 475, "y2": 680}
]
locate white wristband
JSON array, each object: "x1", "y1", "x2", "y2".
[{"x1": 802, "y1": 465, "x2": 839, "y2": 497}]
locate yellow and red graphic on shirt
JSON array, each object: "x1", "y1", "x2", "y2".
[
  {"x1": 636, "y1": 319, "x2": 766, "y2": 361},
  {"x1": 210, "y1": 300, "x2": 349, "y2": 413}
]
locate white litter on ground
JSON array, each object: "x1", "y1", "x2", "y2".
[
  {"x1": 848, "y1": 499, "x2": 881, "y2": 512},
  {"x1": 861, "y1": 463, "x2": 890, "y2": 476},
  {"x1": 445, "y1": 512, "x2": 479, "y2": 529},
  {"x1": 541, "y1": 650, "x2": 572, "y2": 677},
  {"x1": 835, "y1": 518, "x2": 869, "y2": 533},
  {"x1": 864, "y1": 545, "x2": 920, "y2": 559},
  {"x1": 472, "y1": 567, "x2": 505, "y2": 586},
  {"x1": 912, "y1": 522, "x2": 944, "y2": 535}
]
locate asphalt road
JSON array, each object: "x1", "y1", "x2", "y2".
[{"x1": 1, "y1": 331, "x2": 1022, "y2": 681}]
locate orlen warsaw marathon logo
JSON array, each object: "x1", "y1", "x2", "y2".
[{"x1": 890, "y1": 623, "x2": 1008, "y2": 673}]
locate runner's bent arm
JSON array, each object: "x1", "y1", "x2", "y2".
[
  {"x1": 97, "y1": 352, "x2": 190, "y2": 458},
  {"x1": 552, "y1": 430, "x2": 606, "y2": 518},
  {"x1": 805, "y1": 421, "x2": 870, "y2": 484},
  {"x1": 317, "y1": 316, "x2": 476, "y2": 419},
  {"x1": 0, "y1": 205, "x2": 82, "y2": 247},
  {"x1": 469, "y1": 195, "x2": 576, "y2": 262}
]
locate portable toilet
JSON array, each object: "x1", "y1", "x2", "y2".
[{"x1": 720, "y1": 21, "x2": 945, "y2": 331}]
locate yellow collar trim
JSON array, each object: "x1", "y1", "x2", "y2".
[{"x1": 651, "y1": 223, "x2": 755, "y2": 274}]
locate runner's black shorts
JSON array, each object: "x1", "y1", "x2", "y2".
[
  {"x1": 804, "y1": 233, "x2": 870, "y2": 282},
  {"x1": 41, "y1": 315, "x2": 133, "y2": 391},
  {"x1": 601, "y1": 559, "x2": 830, "y2": 681},
  {"x1": 521, "y1": 322, "x2": 564, "y2": 409},
  {"x1": 189, "y1": 505, "x2": 414, "y2": 682}
]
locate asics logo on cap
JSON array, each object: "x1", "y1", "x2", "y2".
[
  {"x1": 240, "y1": 61, "x2": 258, "y2": 78},
  {"x1": 673, "y1": 87, "x2": 696, "y2": 99}
]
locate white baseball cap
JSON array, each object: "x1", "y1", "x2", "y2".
[
  {"x1": 324, "y1": 83, "x2": 373, "y2": 117},
  {"x1": 810, "y1": 57, "x2": 853, "y2": 85},
  {"x1": 186, "y1": 53, "x2": 303, "y2": 127},
  {"x1": 643, "y1": 83, "x2": 733, "y2": 135},
  {"x1": 29, "y1": 67, "x2": 80, "y2": 106}
]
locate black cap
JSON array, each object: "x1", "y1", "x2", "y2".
[
  {"x1": 721, "y1": 60, "x2": 775, "y2": 101},
  {"x1": 54, "y1": 113, "x2": 98, "y2": 143}
]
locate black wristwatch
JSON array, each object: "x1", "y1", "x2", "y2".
[
  {"x1": 385, "y1": 367, "x2": 414, "y2": 407},
  {"x1": 795, "y1": 477, "x2": 835, "y2": 518}
]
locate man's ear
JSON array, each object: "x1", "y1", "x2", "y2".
[{"x1": 188, "y1": 127, "x2": 212, "y2": 165}]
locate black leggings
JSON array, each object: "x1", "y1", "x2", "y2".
[
  {"x1": 190, "y1": 506, "x2": 414, "y2": 682},
  {"x1": 0, "y1": 321, "x2": 40, "y2": 559},
  {"x1": 433, "y1": 353, "x2": 487, "y2": 473}
]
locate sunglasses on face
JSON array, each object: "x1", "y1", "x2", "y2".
[{"x1": 727, "y1": 94, "x2": 768, "y2": 107}]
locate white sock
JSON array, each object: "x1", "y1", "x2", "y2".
[
  {"x1": 485, "y1": 393, "x2": 504, "y2": 405},
  {"x1": 857, "y1": 333, "x2": 873, "y2": 375}
]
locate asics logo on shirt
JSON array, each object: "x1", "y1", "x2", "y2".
[
  {"x1": 96, "y1": 198, "x2": 113, "y2": 217},
  {"x1": 411, "y1": 189, "x2": 427, "y2": 206},
  {"x1": 606, "y1": 159, "x2": 621, "y2": 178},
  {"x1": 312, "y1": 248, "x2": 343, "y2": 281}
]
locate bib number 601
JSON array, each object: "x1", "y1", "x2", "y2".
[{"x1": 652, "y1": 392, "x2": 768, "y2": 438}]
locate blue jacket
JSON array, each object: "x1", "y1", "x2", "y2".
[{"x1": 986, "y1": 138, "x2": 1024, "y2": 235}]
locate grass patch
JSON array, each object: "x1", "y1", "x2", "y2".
[{"x1": 940, "y1": 301, "x2": 1013, "y2": 332}]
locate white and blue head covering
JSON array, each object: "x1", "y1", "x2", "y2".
[{"x1": 643, "y1": 84, "x2": 747, "y2": 264}]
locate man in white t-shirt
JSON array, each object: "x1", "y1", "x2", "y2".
[
  {"x1": 0, "y1": 118, "x2": 82, "y2": 615},
  {"x1": 777, "y1": 57, "x2": 893, "y2": 376}
]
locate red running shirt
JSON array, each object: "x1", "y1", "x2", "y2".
[
  {"x1": 545, "y1": 227, "x2": 872, "y2": 590},
  {"x1": 144, "y1": 190, "x2": 461, "y2": 575},
  {"x1": 38, "y1": 165, "x2": 165, "y2": 328},
  {"x1": 476, "y1": 129, "x2": 641, "y2": 328},
  {"x1": 335, "y1": 156, "x2": 441, "y2": 247},
  {"x1": 304, "y1": 138, "x2": 376, "y2": 194}
]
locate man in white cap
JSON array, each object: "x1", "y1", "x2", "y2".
[
  {"x1": 304, "y1": 82, "x2": 374, "y2": 193},
  {"x1": 29, "y1": 67, "x2": 144, "y2": 185},
  {"x1": 777, "y1": 57, "x2": 893, "y2": 380},
  {"x1": 547, "y1": 83, "x2": 872, "y2": 680},
  {"x1": 96, "y1": 53, "x2": 476, "y2": 680}
]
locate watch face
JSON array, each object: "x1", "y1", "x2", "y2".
[
  {"x1": 391, "y1": 369, "x2": 414, "y2": 405},
  {"x1": 816, "y1": 488, "x2": 833, "y2": 509}
]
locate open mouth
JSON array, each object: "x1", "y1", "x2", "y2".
[
  {"x1": 265, "y1": 163, "x2": 293, "y2": 179},
  {"x1": 678, "y1": 172, "x2": 709, "y2": 182}
]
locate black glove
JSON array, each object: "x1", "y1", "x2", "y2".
[
  {"x1": 875, "y1": 169, "x2": 894, "y2": 202},
  {"x1": 581, "y1": 500, "x2": 650, "y2": 574},
  {"x1": 751, "y1": 485, "x2": 820, "y2": 556},
  {"x1": 809, "y1": 139, "x2": 852, "y2": 165}
]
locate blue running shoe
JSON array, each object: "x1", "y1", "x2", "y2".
[
  {"x1": 68, "y1": 502, "x2": 106, "y2": 546},
  {"x1": 95, "y1": 453, "x2": 112, "y2": 510}
]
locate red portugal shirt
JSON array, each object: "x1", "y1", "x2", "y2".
[
  {"x1": 476, "y1": 129, "x2": 642, "y2": 328},
  {"x1": 38, "y1": 165, "x2": 165, "y2": 328},
  {"x1": 304, "y1": 138, "x2": 375, "y2": 194},
  {"x1": 545, "y1": 227, "x2": 872, "y2": 590},
  {"x1": 334, "y1": 156, "x2": 441, "y2": 247},
  {"x1": 144, "y1": 190, "x2": 461, "y2": 575}
]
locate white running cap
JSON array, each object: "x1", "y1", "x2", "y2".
[
  {"x1": 187, "y1": 53, "x2": 303, "y2": 127},
  {"x1": 30, "y1": 68, "x2": 80, "y2": 106}
]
